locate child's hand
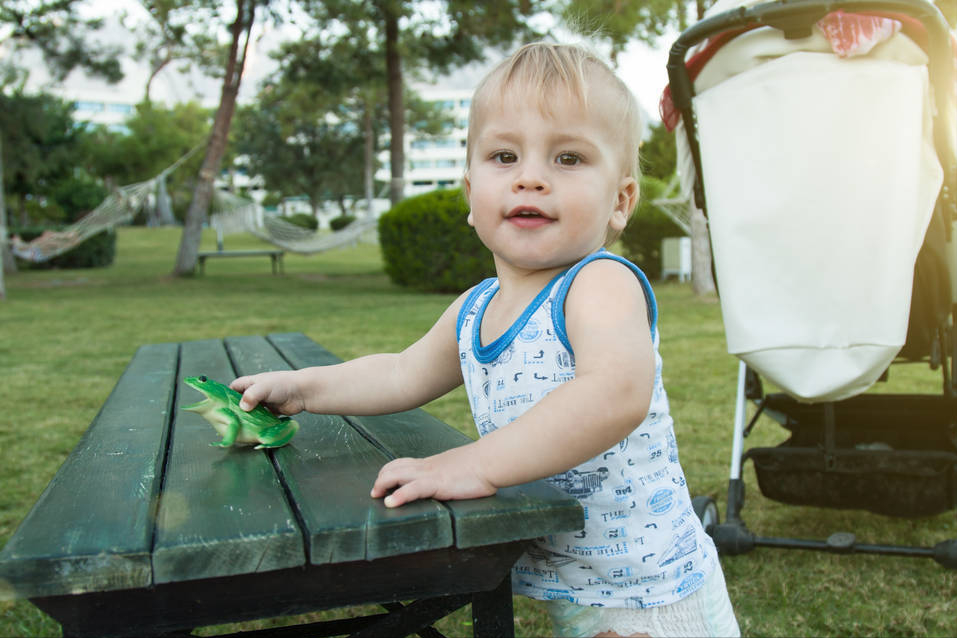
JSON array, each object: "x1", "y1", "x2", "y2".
[
  {"x1": 230, "y1": 371, "x2": 306, "y2": 415},
  {"x1": 370, "y1": 445, "x2": 497, "y2": 508}
]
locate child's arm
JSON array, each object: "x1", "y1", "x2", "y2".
[
  {"x1": 231, "y1": 292, "x2": 469, "y2": 417},
  {"x1": 372, "y1": 259, "x2": 655, "y2": 507}
]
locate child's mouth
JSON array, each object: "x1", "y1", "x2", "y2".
[{"x1": 507, "y1": 207, "x2": 553, "y2": 228}]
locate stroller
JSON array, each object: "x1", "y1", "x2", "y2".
[{"x1": 664, "y1": 0, "x2": 957, "y2": 567}]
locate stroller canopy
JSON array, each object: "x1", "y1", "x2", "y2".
[{"x1": 666, "y1": 0, "x2": 955, "y2": 402}]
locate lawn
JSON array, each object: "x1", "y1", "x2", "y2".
[{"x1": 1, "y1": 227, "x2": 955, "y2": 637}]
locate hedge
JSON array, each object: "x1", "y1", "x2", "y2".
[
  {"x1": 12, "y1": 227, "x2": 117, "y2": 270},
  {"x1": 284, "y1": 213, "x2": 318, "y2": 231},
  {"x1": 378, "y1": 188, "x2": 495, "y2": 293},
  {"x1": 330, "y1": 215, "x2": 356, "y2": 231}
]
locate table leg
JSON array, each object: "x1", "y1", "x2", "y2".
[
  {"x1": 350, "y1": 594, "x2": 470, "y2": 638},
  {"x1": 471, "y1": 574, "x2": 514, "y2": 638}
]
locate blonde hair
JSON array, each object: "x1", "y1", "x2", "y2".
[{"x1": 465, "y1": 41, "x2": 643, "y2": 183}]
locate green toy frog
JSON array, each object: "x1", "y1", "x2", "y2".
[{"x1": 182, "y1": 375, "x2": 299, "y2": 449}]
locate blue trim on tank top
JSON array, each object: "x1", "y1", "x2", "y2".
[
  {"x1": 551, "y1": 249, "x2": 658, "y2": 354},
  {"x1": 456, "y1": 278, "x2": 496, "y2": 340},
  {"x1": 470, "y1": 270, "x2": 567, "y2": 365}
]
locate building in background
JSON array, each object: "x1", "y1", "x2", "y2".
[{"x1": 376, "y1": 87, "x2": 472, "y2": 198}]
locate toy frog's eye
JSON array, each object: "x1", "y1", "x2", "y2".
[{"x1": 199, "y1": 375, "x2": 208, "y2": 383}]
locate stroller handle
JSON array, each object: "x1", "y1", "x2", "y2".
[{"x1": 666, "y1": 0, "x2": 956, "y2": 218}]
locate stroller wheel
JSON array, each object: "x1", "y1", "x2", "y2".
[{"x1": 692, "y1": 495, "x2": 720, "y2": 534}]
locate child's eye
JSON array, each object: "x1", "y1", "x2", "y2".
[
  {"x1": 556, "y1": 152, "x2": 582, "y2": 166},
  {"x1": 492, "y1": 150, "x2": 517, "y2": 164}
]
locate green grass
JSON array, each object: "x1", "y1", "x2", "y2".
[{"x1": 1, "y1": 227, "x2": 956, "y2": 637}]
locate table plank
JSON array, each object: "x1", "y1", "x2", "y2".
[
  {"x1": 229, "y1": 335, "x2": 454, "y2": 563},
  {"x1": 151, "y1": 339, "x2": 304, "y2": 584},
  {"x1": 267, "y1": 332, "x2": 341, "y2": 367},
  {"x1": 354, "y1": 409, "x2": 585, "y2": 549},
  {"x1": 267, "y1": 332, "x2": 584, "y2": 549},
  {"x1": 0, "y1": 343, "x2": 178, "y2": 598}
]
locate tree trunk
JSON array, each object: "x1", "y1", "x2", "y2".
[
  {"x1": 145, "y1": 55, "x2": 171, "y2": 102},
  {"x1": 383, "y1": 7, "x2": 404, "y2": 206},
  {"x1": 0, "y1": 135, "x2": 14, "y2": 301},
  {"x1": 173, "y1": 0, "x2": 256, "y2": 276},
  {"x1": 690, "y1": 202, "x2": 715, "y2": 296},
  {"x1": 156, "y1": 175, "x2": 176, "y2": 225},
  {"x1": 363, "y1": 105, "x2": 374, "y2": 218}
]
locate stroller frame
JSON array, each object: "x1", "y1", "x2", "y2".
[{"x1": 668, "y1": 0, "x2": 957, "y2": 568}]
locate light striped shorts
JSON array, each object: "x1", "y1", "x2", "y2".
[{"x1": 545, "y1": 565, "x2": 740, "y2": 638}]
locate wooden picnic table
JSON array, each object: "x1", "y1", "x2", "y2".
[{"x1": 0, "y1": 333, "x2": 583, "y2": 638}]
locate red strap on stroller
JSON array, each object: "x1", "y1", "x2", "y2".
[{"x1": 659, "y1": 27, "x2": 756, "y2": 131}]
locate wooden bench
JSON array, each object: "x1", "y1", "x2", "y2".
[
  {"x1": 0, "y1": 333, "x2": 583, "y2": 638},
  {"x1": 197, "y1": 249, "x2": 285, "y2": 275}
]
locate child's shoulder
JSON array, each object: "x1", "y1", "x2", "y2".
[
  {"x1": 567, "y1": 250, "x2": 647, "y2": 279},
  {"x1": 563, "y1": 257, "x2": 649, "y2": 306},
  {"x1": 562, "y1": 251, "x2": 652, "y2": 301},
  {"x1": 561, "y1": 251, "x2": 657, "y2": 333}
]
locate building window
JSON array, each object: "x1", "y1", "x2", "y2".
[
  {"x1": 74, "y1": 101, "x2": 104, "y2": 112},
  {"x1": 411, "y1": 138, "x2": 459, "y2": 150}
]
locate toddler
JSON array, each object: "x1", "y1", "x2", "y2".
[{"x1": 233, "y1": 41, "x2": 739, "y2": 638}]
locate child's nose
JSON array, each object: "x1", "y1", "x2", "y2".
[{"x1": 513, "y1": 165, "x2": 549, "y2": 192}]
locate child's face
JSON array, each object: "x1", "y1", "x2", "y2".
[{"x1": 464, "y1": 83, "x2": 637, "y2": 277}]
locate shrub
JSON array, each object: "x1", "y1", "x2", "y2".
[
  {"x1": 260, "y1": 191, "x2": 283, "y2": 208},
  {"x1": 22, "y1": 197, "x2": 67, "y2": 225},
  {"x1": 52, "y1": 176, "x2": 108, "y2": 223},
  {"x1": 330, "y1": 215, "x2": 356, "y2": 231},
  {"x1": 378, "y1": 188, "x2": 495, "y2": 293},
  {"x1": 619, "y1": 176, "x2": 685, "y2": 280},
  {"x1": 13, "y1": 226, "x2": 117, "y2": 270},
  {"x1": 284, "y1": 213, "x2": 318, "y2": 231}
]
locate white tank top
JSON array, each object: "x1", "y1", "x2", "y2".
[{"x1": 456, "y1": 250, "x2": 717, "y2": 609}]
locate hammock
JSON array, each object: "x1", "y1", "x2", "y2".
[
  {"x1": 7, "y1": 147, "x2": 200, "y2": 263},
  {"x1": 9, "y1": 179, "x2": 157, "y2": 262},
  {"x1": 650, "y1": 175, "x2": 693, "y2": 235},
  {"x1": 210, "y1": 190, "x2": 378, "y2": 255},
  {"x1": 8, "y1": 144, "x2": 377, "y2": 261}
]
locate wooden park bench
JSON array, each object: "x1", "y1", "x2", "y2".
[
  {"x1": 0, "y1": 333, "x2": 583, "y2": 638},
  {"x1": 197, "y1": 249, "x2": 285, "y2": 275}
]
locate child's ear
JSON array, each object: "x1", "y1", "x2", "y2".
[
  {"x1": 610, "y1": 176, "x2": 639, "y2": 231},
  {"x1": 464, "y1": 173, "x2": 475, "y2": 227}
]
